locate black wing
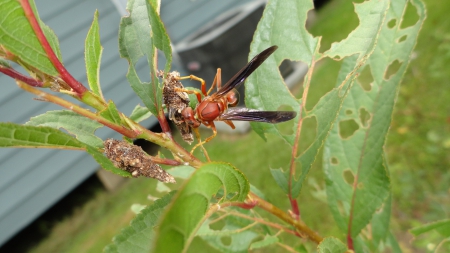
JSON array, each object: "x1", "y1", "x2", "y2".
[
  {"x1": 213, "y1": 46, "x2": 278, "y2": 98},
  {"x1": 218, "y1": 108, "x2": 296, "y2": 123}
]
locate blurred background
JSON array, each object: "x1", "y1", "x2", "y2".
[{"x1": 0, "y1": 0, "x2": 448, "y2": 252}]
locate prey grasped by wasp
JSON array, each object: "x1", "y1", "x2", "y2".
[{"x1": 160, "y1": 70, "x2": 194, "y2": 144}]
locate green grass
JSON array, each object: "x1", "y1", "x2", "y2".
[{"x1": 28, "y1": 0, "x2": 450, "y2": 252}]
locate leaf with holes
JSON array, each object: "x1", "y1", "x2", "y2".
[
  {"x1": 317, "y1": 237, "x2": 348, "y2": 253},
  {"x1": 197, "y1": 208, "x2": 260, "y2": 252},
  {"x1": 152, "y1": 162, "x2": 249, "y2": 253},
  {"x1": 323, "y1": 0, "x2": 425, "y2": 245},
  {"x1": 248, "y1": 0, "x2": 390, "y2": 198}
]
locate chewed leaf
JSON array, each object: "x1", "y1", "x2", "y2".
[
  {"x1": 246, "y1": 0, "x2": 317, "y2": 145},
  {"x1": 26, "y1": 110, "x2": 103, "y2": 148},
  {"x1": 317, "y1": 237, "x2": 347, "y2": 253},
  {"x1": 152, "y1": 162, "x2": 249, "y2": 253},
  {"x1": 323, "y1": 0, "x2": 425, "y2": 242},
  {"x1": 324, "y1": 0, "x2": 389, "y2": 60},
  {"x1": 198, "y1": 209, "x2": 259, "y2": 252}
]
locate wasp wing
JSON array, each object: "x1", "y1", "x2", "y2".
[
  {"x1": 217, "y1": 108, "x2": 296, "y2": 123},
  {"x1": 212, "y1": 46, "x2": 278, "y2": 99}
]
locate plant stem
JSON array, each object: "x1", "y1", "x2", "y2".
[
  {"x1": 18, "y1": 81, "x2": 136, "y2": 136},
  {"x1": 226, "y1": 210, "x2": 299, "y2": 236},
  {"x1": 20, "y1": 0, "x2": 87, "y2": 96},
  {"x1": 17, "y1": 81, "x2": 203, "y2": 167},
  {"x1": 0, "y1": 66, "x2": 43, "y2": 87},
  {"x1": 249, "y1": 192, "x2": 323, "y2": 244}
]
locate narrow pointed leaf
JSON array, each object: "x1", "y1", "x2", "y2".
[
  {"x1": 323, "y1": 0, "x2": 425, "y2": 239},
  {"x1": 146, "y1": 0, "x2": 172, "y2": 72},
  {"x1": 129, "y1": 104, "x2": 152, "y2": 123},
  {"x1": 85, "y1": 10, "x2": 104, "y2": 99},
  {"x1": 410, "y1": 219, "x2": 450, "y2": 237},
  {"x1": 152, "y1": 162, "x2": 250, "y2": 253}
]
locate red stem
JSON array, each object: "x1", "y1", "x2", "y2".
[
  {"x1": 157, "y1": 110, "x2": 171, "y2": 134},
  {"x1": 0, "y1": 66, "x2": 42, "y2": 87},
  {"x1": 20, "y1": 0, "x2": 87, "y2": 96},
  {"x1": 151, "y1": 156, "x2": 181, "y2": 166}
]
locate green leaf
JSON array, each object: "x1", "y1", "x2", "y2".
[
  {"x1": 104, "y1": 191, "x2": 176, "y2": 253},
  {"x1": 317, "y1": 237, "x2": 347, "y2": 253},
  {"x1": 246, "y1": 0, "x2": 315, "y2": 145},
  {"x1": 269, "y1": 168, "x2": 289, "y2": 194},
  {"x1": 249, "y1": 235, "x2": 279, "y2": 250},
  {"x1": 85, "y1": 10, "x2": 104, "y2": 99},
  {"x1": 100, "y1": 101, "x2": 122, "y2": 125},
  {"x1": 410, "y1": 219, "x2": 450, "y2": 237},
  {"x1": 323, "y1": 0, "x2": 425, "y2": 239},
  {"x1": 156, "y1": 165, "x2": 195, "y2": 192},
  {"x1": 198, "y1": 212, "x2": 259, "y2": 253},
  {"x1": 85, "y1": 145, "x2": 132, "y2": 177},
  {"x1": 146, "y1": 0, "x2": 172, "y2": 72},
  {"x1": 26, "y1": 110, "x2": 103, "y2": 148},
  {"x1": 152, "y1": 162, "x2": 250, "y2": 253},
  {"x1": 118, "y1": 0, "x2": 165, "y2": 115},
  {"x1": 129, "y1": 104, "x2": 152, "y2": 123},
  {"x1": 371, "y1": 191, "x2": 392, "y2": 246},
  {"x1": 0, "y1": 122, "x2": 84, "y2": 149},
  {"x1": 0, "y1": 0, "x2": 59, "y2": 75},
  {"x1": 323, "y1": 0, "x2": 389, "y2": 60}
]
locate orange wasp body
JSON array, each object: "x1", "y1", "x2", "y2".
[{"x1": 176, "y1": 46, "x2": 296, "y2": 153}]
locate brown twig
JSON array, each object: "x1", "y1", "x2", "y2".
[{"x1": 249, "y1": 192, "x2": 323, "y2": 244}]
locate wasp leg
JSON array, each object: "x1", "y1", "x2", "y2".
[
  {"x1": 190, "y1": 122, "x2": 217, "y2": 157},
  {"x1": 174, "y1": 87, "x2": 202, "y2": 103},
  {"x1": 177, "y1": 75, "x2": 207, "y2": 97},
  {"x1": 207, "y1": 68, "x2": 222, "y2": 95},
  {"x1": 191, "y1": 127, "x2": 211, "y2": 161}
]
